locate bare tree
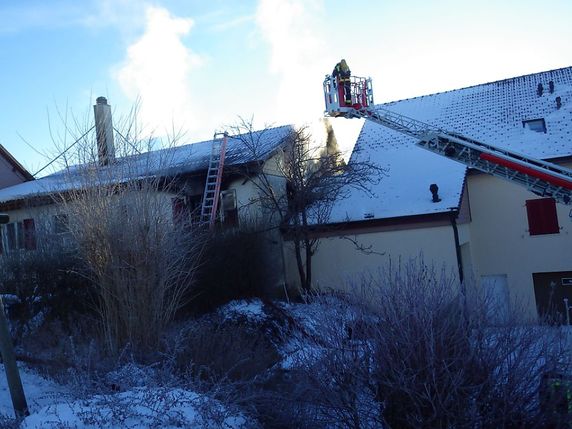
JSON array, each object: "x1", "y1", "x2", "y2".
[
  {"x1": 229, "y1": 118, "x2": 385, "y2": 291},
  {"x1": 49, "y1": 104, "x2": 206, "y2": 355}
]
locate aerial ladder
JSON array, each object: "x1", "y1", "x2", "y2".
[
  {"x1": 323, "y1": 73, "x2": 572, "y2": 205},
  {"x1": 200, "y1": 131, "x2": 228, "y2": 228}
]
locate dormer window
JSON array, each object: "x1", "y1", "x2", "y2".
[{"x1": 523, "y1": 118, "x2": 546, "y2": 133}]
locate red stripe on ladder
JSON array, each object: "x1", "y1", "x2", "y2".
[{"x1": 479, "y1": 152, "x2": 572, "y2": 190}]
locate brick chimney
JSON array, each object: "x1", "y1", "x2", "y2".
[{"x1": 93, "y1": 96, "x2": 116, "y2": 166}]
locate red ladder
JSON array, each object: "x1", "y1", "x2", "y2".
[{"x1": 200, "y1": 132, "x2": 228, "y2": 228}]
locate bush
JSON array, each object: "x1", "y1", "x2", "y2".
[
  {"x1": 364, "y1": 260, "x2": 570, "y2": 428},
  {"x1": 0, "y1": 239, "x2": 93, "y2": 337},
  {"x1": 168, "y1": 314, "x2": 281, "y2": 382},
  {"x1": 189, "y1": 223, "x2": 281, "y2": 315},
  {"x1": 60, "y1": 175, "x2": 206, "y2": 356},
  {"x1": 276, "y1": 259, "x2": 572, "y2": 428}
]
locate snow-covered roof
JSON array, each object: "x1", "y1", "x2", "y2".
[
  {"x1": 328, "y1": 66, "x2": 572, "y2": 223},
  {"x1": 0, "y1": 125, "x2": 293, "y2": 204}
]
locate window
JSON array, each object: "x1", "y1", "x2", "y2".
[
  {"x1": 16, "y1": 221, "x2": 24, "y2": 248},
  {"x1": 522, "y1": 118, "x2": 547, "y2": 133},
  {"x1": 172, "y1": 197, "x2": 188, "y2": 225},
  {"x1": 220, "y1": 189, "x2": 238, "y2": 227},
  {"x1": 53, "y1": 214, "x2": 69, "y2": 234},
  {"x1": 5, "y1": 223, "x2": 16, "y2": 250},
  {"x1": 23, "y1": 219, "x2": 36, "y2": 250},
  {"x1": 1, "y1": 219, "x2": 37, "y2": 252},
  {"x1": 526, "y1": 198, "x2": 559, "y2": 235}
]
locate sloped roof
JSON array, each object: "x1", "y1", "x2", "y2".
[
  {"x1": 328, "y1": 66, "x2": 572, "y2": 223},
  {"x1": 0, "y1": 125, "x2": 293, "y2": 204}
]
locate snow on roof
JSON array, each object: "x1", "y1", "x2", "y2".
[
  {"x1": 328, "y1": 66, "x2": 572, "y2": 223},
  {"x1": 0, "y1": 125, "x2": 293, "y2": 204}
]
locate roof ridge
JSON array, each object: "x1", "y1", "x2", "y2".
[{"x1": 381, "y1": 65, "x2": 572, "y2": 106}]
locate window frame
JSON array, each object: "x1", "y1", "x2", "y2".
[{"x1": 522, "y1": 118, "x2": 547, "y2": 134}]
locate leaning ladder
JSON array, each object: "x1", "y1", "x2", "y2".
[{"x1": 200, "y1": 132, "x2": 228, "y2": 228}]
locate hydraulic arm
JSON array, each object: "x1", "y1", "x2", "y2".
[{"x1": 324, "y1": 74, "x2": 572, "y2": 205}]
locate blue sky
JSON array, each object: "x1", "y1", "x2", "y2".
[{"x1": 0, "y1": 0, "x2": 571, "y2": 176}]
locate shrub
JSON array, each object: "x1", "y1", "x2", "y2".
[
  {"x1": 0, "y1": 239, "x2": 92, "y2": 337},
  {"x1": 168, "y1": 315, "x2": 281, "y2": 382},
  {"x1": 277, "y1": 259, "x2": 572, "y2": 428},
  {"x1": 188, "y1": 223, "x2": 281, "y2": 315},
  {"x1": 60, "y1": 176, "x2": 206, "y2": 356}
]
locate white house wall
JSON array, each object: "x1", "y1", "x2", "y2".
[
  {"x1": 290, "y1": 222, "x2": 460, "y2": 292},
  {"x1": 466, "y1": 169, "x2": 572, "y2": 317}
]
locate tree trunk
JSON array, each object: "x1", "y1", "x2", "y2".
[
  {"x1": 293, "y1": 229, "x2": 309, "y2": 291},
  {"x1": 304, "y1": 235, "x2": 312, "y2": 290},
  {"x1": 301, "y1": 209, "x2": 312, "y2": 291}
]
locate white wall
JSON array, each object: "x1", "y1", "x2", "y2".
[
  {"x1": 466, "y1": 169, "x2": 572, "y2": 316},
  {"x1": 290, "y1": 221, "x2": 460, "y2": 292}
]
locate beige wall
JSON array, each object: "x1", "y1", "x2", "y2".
[
  {"x1": 465, "y1": 169, "x2": 572, "y2": 316},
  {"x1": 289, "y1": 222, "x2": 460, "y2": 292}
]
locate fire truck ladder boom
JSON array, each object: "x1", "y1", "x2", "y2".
[
  {"x1": 200, "y1": 131, "x2": 228, "y2": 228},
  {"x1": 324, "y1": 74, "x2": 572, "y2": 205}
]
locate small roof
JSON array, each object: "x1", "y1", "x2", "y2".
[
  {"x1": 0, "y1": 125, "x2": 293, "y2": 205},
  {"x1": 328, "y1": 66, "x2": 572, "y2": 223}
]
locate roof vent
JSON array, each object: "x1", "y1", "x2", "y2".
[
  {"x1": 429, "y1": 183, "x2": 441, "y2": 203},
  {"x1": 556, "y1": 96, "x2": 562, "y2": 110},
  {"x1": 537, "y1": 83, "x2": 544, "y2": 97},
  {"x1": 549, "y1": 81, "x2": 555, "y2": 93}
]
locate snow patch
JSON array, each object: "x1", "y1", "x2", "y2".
[
  {"x1": 21, "y1": 387, "x2": 249, "y2": 429},
  {"x1": 0, "y1": 364, "x2": 67, "y2": 419},
  {"x1": 219, "y1": 299, "x2": 267, "y2": 323}
]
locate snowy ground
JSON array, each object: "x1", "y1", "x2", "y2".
[
  {"x1": 0, "y1": 364, "x2": 66, "y2": 420},
  {"x1": 3, "y1": 298, "x2": 567, "y2": 427},
  {"x1": 0, "y1": 364, "x2": 250, "y2": 428}
]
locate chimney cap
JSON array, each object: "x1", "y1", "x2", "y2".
[{"x1": 96, "y1": 96, "x2": 108, "y2": 105}]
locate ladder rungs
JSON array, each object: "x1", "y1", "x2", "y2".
[{"x1": 200, "y1": 132, "x2": 228, "y2": 225}]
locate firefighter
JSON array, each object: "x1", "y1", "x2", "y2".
[{"x1": 332, "y1": 59, "x2": 352, "y2": 105}]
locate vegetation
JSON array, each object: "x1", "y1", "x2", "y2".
[{"x1": 229, "y1": 118, "x2": 384, "y2": 291}]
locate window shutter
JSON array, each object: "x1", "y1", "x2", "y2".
[
  {"x1": 172, "y1": 198, "x2": 186, "y2": 225},
  {"x1": 526, "y1": 198, "x2": 559, "y2": 235}
]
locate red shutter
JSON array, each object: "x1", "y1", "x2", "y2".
[
  {"x1": 23, "y1": 218, "x2": 36, "y2": 250},
  {"x1": 172, "y1": 198, "x2": 186, "y2": 225},
  {"x1": 526, "y1": 198, "x2": 559, "y2": 235}
]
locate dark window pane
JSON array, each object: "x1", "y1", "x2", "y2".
[{"x1": 23, "y1": 218, "x2": 36, "y2": 250}]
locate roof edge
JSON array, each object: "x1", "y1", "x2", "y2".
[{"x1": 381, "y1": 65, "x2": 572, "y2": 106}]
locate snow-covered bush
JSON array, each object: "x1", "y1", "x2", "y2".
[
  {"x1": 21, "y1": 387, "x2": 255, "y2": 429},
  {"x1": 360, "y1": 259, "x2": 571, "y2": 427},
  {"x1": 271, "y1": 258, "x2": 572, "y2": 428},
  {"x1": 168, "y1": 311, "x2": 281, "y2": 382},
  {"x1": 263, "y1": 293, "x2": 383, "y2": 428}
]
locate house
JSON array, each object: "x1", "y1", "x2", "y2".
[
  {"x1": 300, "y1": 66, "x2": 572, "y2": 320},
  {"x1": 0, "y1": 98, "x2": 297, "y2": 259},
  {"x1": 0, "y1": 145, "x2": 33, "y2": 189},
  {"x1": 0, "y1": 144, "x2": 34, "y2": 251}
]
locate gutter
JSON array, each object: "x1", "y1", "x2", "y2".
[{"x1": 449, "y1": 209, "x2": 464, "y2": 284}]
